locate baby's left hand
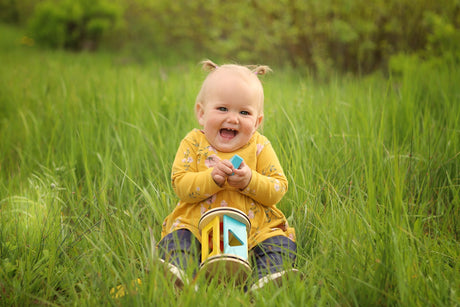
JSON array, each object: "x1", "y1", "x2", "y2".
[{"x1": 227, "y1": 161, "x2": 252, "y2": 190}]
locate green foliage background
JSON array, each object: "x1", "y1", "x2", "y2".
[
  {"x1": 1, "y1": 0, "x2": 459, "y2": 73},
  {"x1": 0, "y1": 21, "x2": 459, "y2": 305},
  {"x1": 0, "y1": 0, "x2": 459, "y2": 305}
]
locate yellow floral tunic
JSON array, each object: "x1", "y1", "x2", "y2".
[{"x1": 161, "y1": 129, "x2": 295, "y2": 248}]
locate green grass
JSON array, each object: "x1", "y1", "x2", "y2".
[{"x1": 1, "y1": 23, "x2": 459, "y2": 306}]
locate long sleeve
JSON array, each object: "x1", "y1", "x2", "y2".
[
  {"x1": 171, "y1": 135, "x2": 224, "y2": 202},
  {"x1": 240, "y1": 140, "x2": 288, "y2": 206}
]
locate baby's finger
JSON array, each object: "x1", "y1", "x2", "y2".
[
  {"x1": 221, "y1": 160, "x2": 234, "y2": 169},
  {"x1": 236, "y1": 161, "x2": 246, "y2": 170},
  {"x1": 214, "y1": 174, "x2": 225, "y2": 184},
  {"x1": 218, "y1": 161, "x2": 234, "y2": 175}
]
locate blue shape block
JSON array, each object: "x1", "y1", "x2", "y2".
[
  {"x1": 229, "y1": 155, "x2": 243, "y2": 176},
  {"x1": 230, "y1": 154, "x2": 243, "y2": 169},
  {"x1": 223, "y1": 215, "x2": 248, "y2": 260}
]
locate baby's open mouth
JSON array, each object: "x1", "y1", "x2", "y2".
[{"x1": 220, "y1": 128, "x2": 237, "y2": 139}]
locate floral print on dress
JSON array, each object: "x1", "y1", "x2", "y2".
[
  {"x1": 170, "y1": 218, "x2": 183, "y2": 232},
  {"x1": 183, "y1": 156, "x2": 193, "y2": 163},
  {"x1": 256, "y1": 143, "x2": 264, "y2": 156},
  {"x1": 205, "y1": 194, "x2": 216, "y2": 204},
  {"x1": 205, "y1": 154, "x2": 221, "y2": 168},
  {"x1": 188, "y1": 186, "x2": 201, "y2": 200},
  {"x1": 207, "y1": 145, "x2": 217, "y2": 153},
  {"x1": 181, "y1": 148, "x2": 193, "y2": 171},
  {"x1": 196, "y1": 144, "x2": 216, "y2": 165},
  {"x1": 264, "y1": 207, "x2": 274, "y2": 223},
  {"x1": 187, "y1": 189, "x2": 201, "y2": 200},
  {"x1": 260, "y1": 164, "x2": 278, "y2": 176},
  {"x1": 274, "y1": 179, "x2": 280, "y2": 192}
]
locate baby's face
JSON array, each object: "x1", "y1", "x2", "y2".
[{"x1": 196, "y1": 71, "x2": 263, "y2": 153}]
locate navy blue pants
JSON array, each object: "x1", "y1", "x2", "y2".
[{"x1": 158, "y1": 229, "x2": 297, "y2": 279}]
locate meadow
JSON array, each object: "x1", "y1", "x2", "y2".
[{"x1": 0, "y1": 24, "x2": 459, "y2": 306}]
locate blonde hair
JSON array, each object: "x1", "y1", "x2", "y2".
[{"x1": 195, "y1": 59, "x2": 271, "y2": 119}]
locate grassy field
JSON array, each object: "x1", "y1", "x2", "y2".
[{"x1": 0, "y1": 24, "x2": 459, "y2": 306}]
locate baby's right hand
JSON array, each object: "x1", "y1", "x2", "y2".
[{"x1": 211, "y1": 159, "x2": 234, "y2": 187}]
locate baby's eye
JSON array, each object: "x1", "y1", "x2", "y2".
[
  {"x1": 217, "y1": 107, "x2": 228, "y2": 112},
  {"x1": 240, "y1": 110, "x2": 250, "y2": 115}
]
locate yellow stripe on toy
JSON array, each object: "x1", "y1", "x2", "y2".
[{"x1": 201, "y1": 215, "x2": 221, "y2": 263}]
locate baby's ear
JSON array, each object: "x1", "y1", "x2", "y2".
[
  {"x1": 254, "y1": 114, "x2": 264, "y2": 131},
  {"x1": 195, "y1": 102, "x2": 205, "y2": 126}
]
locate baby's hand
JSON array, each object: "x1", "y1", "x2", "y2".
[
  {"x1": 211, "y1": 159, "x2": 234, "y2": 187},
  {"x1": 227, "y1": 161, "x2": 252, "y2": 190}
]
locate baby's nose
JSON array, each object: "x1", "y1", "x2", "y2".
[{"x1": 226, "y1": 112, "x2": 239, "y2": 123}]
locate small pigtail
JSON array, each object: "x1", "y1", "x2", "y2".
[
  {"x1": 251, "y1": 65, "x2": 272, "y2": 76},
  {"x1": 200, "y1": 59, "x2": 271, "y2": 76},
  {"x1": 201, "y1": 59, "x2": 219, "y2": 72}
]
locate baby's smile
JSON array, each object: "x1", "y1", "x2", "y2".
[{"x1": 220, "y1": 128, "x2": 238, "y2": 140}]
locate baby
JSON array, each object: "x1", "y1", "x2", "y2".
[{"x1": 158, "y1": 60, "x2": 297, "y2": 290}]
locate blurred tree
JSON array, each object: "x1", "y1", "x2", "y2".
[
  {"x1": 28, "y1": 0, "x2": 122, "y2": 50},
  {"x1": 0, "y1": 0, "x2": 38, "y2": 24},
  {"x1": 2, "y1": 0, "x2": 458, "y2": 72}
]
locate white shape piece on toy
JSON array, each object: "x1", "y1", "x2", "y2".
[{"x1": 229, "y1": 155, "x2": 243, "y2": 175}]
